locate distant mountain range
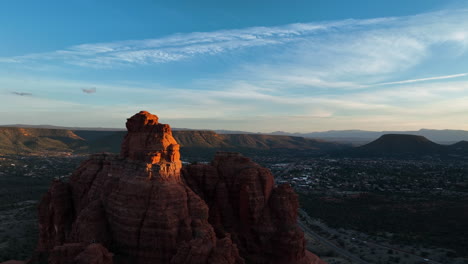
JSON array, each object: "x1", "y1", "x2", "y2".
[
  {"x1": 266, "y1": 129, "x2": 468, "y2": 145},
  {"x1": 345, "y1": 134, "x2": 468, "y2": 159},
  {"x1": 2, "y1": 124, "x2": 468, "y2": 144},
  {"x1": 2, "y1": 125, "x2": 468, "y2": 160},
  {"x1": 0, "y1": 127, "x2": 347, "y2": 157},
  {"x1": 0, "y1": 124, "x2": 126, "y2": 131},
  {"x1": 0, "y1": 127, "x2": 89, "y2": 154}
]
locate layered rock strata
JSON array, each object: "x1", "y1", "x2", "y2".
[
  {"x1": 183, "y1": 152, "x2": 324, "y2": 264},
  {"x1": 22, "y1": 111, "x2": 323, "y2": 264}
]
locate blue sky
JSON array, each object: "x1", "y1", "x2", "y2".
[{"x1": 1, "y1": 0, "x2": 468, "y2": 132}]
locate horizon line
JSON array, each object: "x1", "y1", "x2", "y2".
[{"x1": 1, "y1": 123, "x2": 468, "y2": 134}]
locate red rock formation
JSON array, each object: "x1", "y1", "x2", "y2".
[
  {"x1": 36, "y1": 180, "x2": 74, "y2": 258},
  {"x1": 47, "y1": 243, "x2": 113, "y2": 264},
  {"x1": 182, "y1": 152, "x2": 325, "y2": 264},
  {"x1": 25, "y1": 111, "x2": 323, "y2": 264},
  {"x1": 75, "y1": 244, "x2": 114, "y2": 264},
  {"x1": 30, "y1": 111, "x2": 243, "y2": 264},
  {"x1": 121, "y1": 111, "x2": 182, "y2": 180}
]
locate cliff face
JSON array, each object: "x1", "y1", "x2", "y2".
[
  {"x1": 120, "y1": 111, "x2": 182, "y2": 180},
  {"x1": 183, "y1": 153, "x2": 323, "y2": 264},
  {"x1": 25, "y1": 111, "x2": 323, "y2": 264}
]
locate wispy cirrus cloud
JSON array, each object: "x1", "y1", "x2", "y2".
[
  {"x1": 2, "y1": 8, "x2": 468, "y2": 131},
  {"x1": 0, "y1": 9, "x2": 466, "y2": 75},
  {"x1": 376, "y1": 73, "x2": 468, "y2": 86},
  {"x1": 0, "y1": 15, "x2": 416, "y2": 69},
  {"x1": 0, "y1": 23, "x2": 318, "y2": 66},
  {"x1": 2, "y1": 73, "x2": 468, "y2": 131}
]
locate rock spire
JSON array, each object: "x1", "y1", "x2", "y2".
[{"x1": 120, "y1": 111, "x2": 182, "y2": 180}]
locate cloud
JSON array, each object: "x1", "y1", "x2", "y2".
[
  {"x1": 376, "y1": 73, "x2": 468, "y2": 86},
  {"x1": 81, "y1": 87, "x2": 97, "y2": 94},
  {"x1": 1, "y1": 8, "x2": 468, "y2": 132},
  {"x1": 2, "y1": 73, "x2": 468, "y2": 132},
  {"x1": 0, "y1": 15, "x2": 416, "y2": 68},
  {"x1": 0, "y1": 9, "x2": 466, "y2": 74},
  {"x1": 11, "y1": 91, "x2": 32, "y2": 96},
  {"x1": 1, "y1": 8, "x2": 467, "y2": 94}
]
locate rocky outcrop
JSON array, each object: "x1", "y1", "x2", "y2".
[
  {"x1": 74, "y1": 244, "x2": 114, "y2": 264},
  {"x1": 47, "y1": 243, "x2": 113, "y2": 264},
  {"x1": 121, "y1": 111, "x2": 182, "y2": 180},
  {"x1": 183, "y1": 152, "x2": 323, "y2": 264},
  {"x1": 25, "y1": 111, "x2": 323, "y2": 264},
  {"x1": 30, "y1": 111, "x2": 243, "y2": 264},
  {"x1": 36, "y1": 180, "x2": 74, "y2": 257}
]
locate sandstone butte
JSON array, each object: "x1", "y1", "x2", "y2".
[{"x1": 2, "y1": 111, "x2": 326, "y2": 264}]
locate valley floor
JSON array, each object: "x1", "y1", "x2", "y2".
[
  {"x1": 2, "y1": 154, "x2": 468, "y2": 264},
  {"x1": 301, "y1": 209, "x2": 468, "y2": 264}
]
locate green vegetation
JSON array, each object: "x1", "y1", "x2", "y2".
[
  {"x1": 299, "y1": 192, "x2": 468, "y2": 258},
  {"x1": 0, "y1": 155, "x2": 84, "y2": 262},
  {"x1": 0, "y1": 127, "x2": 86, "y2": 154}
]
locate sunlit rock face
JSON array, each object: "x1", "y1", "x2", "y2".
[
  {"x1": 121, "y1": 111, "x2": 182, "y2": 181},
  {"x1": 18, "y1": 111, "x2": 324, "y2": 264}
]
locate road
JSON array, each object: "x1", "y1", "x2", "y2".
[
  {"x1": 361, "y1": 240, "x2": 444, "y2": 264},
  {"x1": 298, "y1": 209, "x2": 444, "y2": 264},
  {"x1": 298, "y1": 220, "x2": 371, "y2": 264}
]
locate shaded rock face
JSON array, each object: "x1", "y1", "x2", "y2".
[
  {"x1": 48, "y1": 243, "x2": 112, "y2": 264},
  {"x1": 29, "y1": 111, "x2": 323, "y2": 264},
  {"x1": 183, "y1": 152, "x2": 322, "y2": 264},
  {"x1": 36, "y1": 180, "x2": 74, "y2": 256}
]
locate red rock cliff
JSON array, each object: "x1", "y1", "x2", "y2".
[
  {"x1": 30, "y1": 111, "x2": 243, "y2": 264},
  {"x1": 183, "y1": 152, "x2": 324, "y2": 264},
  {"x1": 26, "y1": 111, "x2": 324, "y2": 264},
  {"x1": 121, "y1": 111, "x2": 182, "y2": 180}
]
